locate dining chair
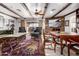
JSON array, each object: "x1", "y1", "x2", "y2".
[{"x1": 44, "y1": 31, "x2": 59, "y2": 52}]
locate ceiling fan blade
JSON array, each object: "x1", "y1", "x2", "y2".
[
  {"x1": 38, "y1": 13, "x2": 44, "y2": 15},
  {"x1": 38, "y1": 10, "x2": 42, "y2": 13},
  {"x1": 35, "y1": 9, "x2": 44, "y2": 15},
  {"x1": 38, "y1": 10, "x2": 44, "y2": 15}
]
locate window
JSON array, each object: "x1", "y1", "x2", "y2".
[
  {"x1": 29, "y1": 23, "x2": 38, "y2": 27},
  {"x1": 48, "y1": 19, "x2": 61, "y2": 27},
  {"x1": 0, "y1": 15, "x2": 4, "y2": 28}
]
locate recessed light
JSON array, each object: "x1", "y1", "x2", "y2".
[
  {"x1": 52, "y1": 9, "x2": 56, "y2": 11},
  {"x1": 50, "y1": 9, "x2": 56, "y2": 13},
  {"x1": 50, "y1": 11, "x2": 53, "y2": 13}
]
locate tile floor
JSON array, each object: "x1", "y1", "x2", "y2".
[{"x1": 45, "y1": 44, "x2": 77, "y2": 56}]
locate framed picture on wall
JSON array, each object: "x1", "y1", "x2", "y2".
[{"x1": 65, "y1": 20, "x2": 69, "y2": 26}]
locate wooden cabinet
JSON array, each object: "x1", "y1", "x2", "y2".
[{"x1": 21, "y1": 20, "x2": 25, "y2": 27}]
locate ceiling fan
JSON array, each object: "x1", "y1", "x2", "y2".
[{"x1": 35, "y1": 9, "x2": 44, "y2": 15}]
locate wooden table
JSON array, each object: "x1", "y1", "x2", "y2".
[
  {"x1": 60, "y1": 33, "x2": 79, "y2": 55},
  {"x1": 50, "y1": 32, "x2": 79, "y2": 55}
]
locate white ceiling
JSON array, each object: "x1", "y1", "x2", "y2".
[
  {"x1": 25, "y1": 3, "x2": 46, "y2": 18},
  {"x1": 0, "y1": 5, "x2": 20, "y2": 18},
  {"x1": 0, "y1": 3, "x2": 78, "y2": 19},
  {"x1": 56, "y1": 3, "x2": 79, "y2": 17},
  {"x1": 3, "y1": 3, "x2": 32, "y2": 18},
  {"x1": 44, "y1": 3, "x2": 68, "y2": 18}
]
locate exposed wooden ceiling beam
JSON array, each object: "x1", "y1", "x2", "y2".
[
  {"x1": 42, "y1": 3, "x2": 49, "y2": 19},
  {"x1": 0, "y1": 11, "x2": 25, "y2": 20},
  {"x1": 46, "y1": 16, "x2": 64, "y2": 20},
  {"x1": 64, "y1": 10, "x2": 76, "y2": 16},
  {"x1": 46, "y1": 9, "x2": 77, "y2": 20},
  {"x1": 20, "y1": 3, "x2": 34, "y2": 19},
  {"x1": 50, "y1": 3, "x2": 72, "y2": 18},
  {"x1": 0, "y1": 11, "x2": 18, "y2": 19},
  {"x1": 0, "y1": 3, "x2": 24, "y2": 19}
]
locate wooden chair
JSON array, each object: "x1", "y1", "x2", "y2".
[
  {"x1": 44, "y1": 34, "x2": 53, "y2": 49},
  {"x1": 49, "y1": 33, "x2": 62, "y2": 52},
  {"x1": 43, "y1": 32, "x2": 58, "y2": 52}
]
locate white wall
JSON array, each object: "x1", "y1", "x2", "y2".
[
  {"x1": 0, "y1": 13, "x2": 15, "y2": 30},
  {"x1": 0, "y1": 13, "x2": 21, "y2": 33},
  {"x1": 14, "y1": 19, "x2": 21, "y2": 33},
  {"x1": 65, "y1": 12, "x2": 76, "y2": 33}
]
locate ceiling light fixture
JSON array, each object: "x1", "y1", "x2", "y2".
[
  {"x1": 16, "y1": 9, "x2": 21, "y2": 12},
  {"x1": 50, "y1": 11, "x2": 53, "y2": 13},
  {"x1": 50, "y1": 9, "x2": 56, "y2": 13}
]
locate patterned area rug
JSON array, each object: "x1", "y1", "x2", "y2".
[
  {"x1": 10, "y1": 40, "x2": 40, "y2": 56},
  {"x1": 2, "y1": 36, "x2": 41, "y2": 56}
]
